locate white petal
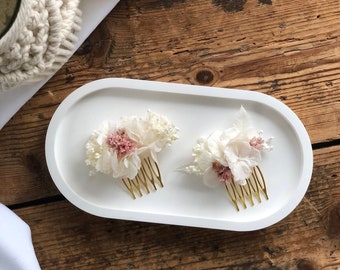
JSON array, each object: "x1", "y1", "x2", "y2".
[
  {"x1": 197, "y1": 150, "x2": 213, "y2": 171},
  {"x1": 233, "y1": 106, "x2": 251, "y2": 132},
  {"x1": 224, "y1": 145, "x2": 238, "y2": 163},
  {"x1": 246, "y1": 147, "x2": 261, "y2": 166},
  {"x1": 203, "y1": 168, "x2": 219, "y2": 188},
  {"x1": 230, "y1": 161, "x2": 251, "y2": 185}
]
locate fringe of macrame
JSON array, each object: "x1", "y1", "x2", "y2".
[{"x1": 0, "y1": 0, "x2": 82, "y2": 92}]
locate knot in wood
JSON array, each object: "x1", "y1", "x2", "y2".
[{"x1": 195, "y1": 69, "x2": 214, "y2": 85}]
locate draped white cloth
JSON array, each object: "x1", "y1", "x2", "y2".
[{"x1": 0, "y1": 204, "x2": 40, "y2": 270}]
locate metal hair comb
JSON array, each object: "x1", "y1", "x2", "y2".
[
  {"x1": 121, "y1": 157, "x2": 163, "y2": 199},
  {"x1": 224, "y1": 166, "x2": 268, "y2": 211}
]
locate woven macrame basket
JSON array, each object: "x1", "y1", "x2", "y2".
[{"x1": 0, "y1": 0, "x2": 81, "y2": 91}]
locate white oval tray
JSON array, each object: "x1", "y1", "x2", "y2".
[{"x1": 45, "y1": 78, "x2": 313, "y2": 231}]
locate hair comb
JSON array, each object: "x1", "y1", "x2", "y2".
[
  {"x1": 183, "y1": 106, "x2": 273, "y2": 211},
  {"x1": 85, "y1": 110, "x2": 178, "y2": 199}
]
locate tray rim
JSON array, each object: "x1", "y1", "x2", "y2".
[{"x1": 45, "y1": 78, "x2": 313, "y2": 231}]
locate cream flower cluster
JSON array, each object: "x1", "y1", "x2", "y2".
[
  {"x1": 85, "y1": 110, "x2": 179, "y2": 179},
  {"x1": 184, "y1": 106, "x2": 273, "y2": 186}
]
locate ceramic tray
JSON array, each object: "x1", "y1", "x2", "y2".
[{"x1": 45, "y1": 78, "x2": 313, "y2": 231}]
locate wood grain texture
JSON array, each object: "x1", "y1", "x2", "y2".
[
  {"x1": 14, "y1": 145, "x2": 340, "y2": 269},
  {"x1": 0, "y1": 0, "x2": 339, "y2": 268}
]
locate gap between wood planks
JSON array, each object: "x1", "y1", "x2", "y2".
[{"x1": 312, "y1": 138, "x2": 340, "y2": 150}]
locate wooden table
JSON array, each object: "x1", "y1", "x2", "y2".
[{"x1": 1, "y1": 0, "x2": 339, "y2": 268}]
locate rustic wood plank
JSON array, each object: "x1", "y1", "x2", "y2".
[
  {"x1": 0, "y1": 0, "x2": 339, "y2": 205},
  {"x1": 13, "y1": 145, "x2": 340, "y2": 269}
]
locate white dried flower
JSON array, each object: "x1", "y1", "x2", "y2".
[
  {"x1": 183, "y1": 106, "x2": 273, "y2": 186},
  {"x1": 85, "y1": 111, "x2": 179, "y2": 179}
]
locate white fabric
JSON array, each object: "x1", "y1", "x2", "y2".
[
  {"x1": 0, "y1": 0, "x2": 81, "y2": 91},
  {"x1": 0, "y1": 204, "x2": 41, "y2": 270}
]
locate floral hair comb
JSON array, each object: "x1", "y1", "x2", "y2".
[
  {"x1": 183, "y1": 106, "x2": 273, "y2": 211},
  {"x1": 85, "y1": 110, "x2": 179, "y2": 199}
]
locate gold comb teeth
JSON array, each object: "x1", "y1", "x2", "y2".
[
  {"x1": 85, "y1": 110, "x2": 178, "y2": 199},
  {"x1": 121, "y1": 157, "x2": 163, "y2": 199},
  {"x1": 225, "y1": 166, "x2": 268, "y2": 211}
]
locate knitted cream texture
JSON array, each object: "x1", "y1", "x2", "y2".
[{"x1": 0, "y1": 0, "x2": 82, "y2": 91}]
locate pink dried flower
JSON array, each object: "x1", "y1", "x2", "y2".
[
  {"x1": 212, "y1": 161, "x2": 233, "y2": 183},
  {"x1": 106, "y1": 129, "x2": 138, "y2": 159},
  {"x1": 249, "y1": 136, "x2": 264, "y2": 150}
]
